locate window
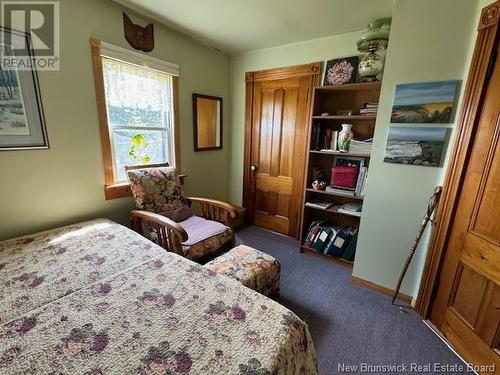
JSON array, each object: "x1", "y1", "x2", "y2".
[{"x1": 91, "y1": 40, "x2": 180, "y2": 199}]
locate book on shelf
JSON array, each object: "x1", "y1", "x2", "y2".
[
  {"x1": 325, "y1": 186, "x2": 356, "y2": 197},
  {"x1": 312, "y1": 226, "x2": 334, "y2": 252},
  {"x1": 304, "y1": 222, "x2": 357, "y2": 258},
  {"x1": 304, "y1": 219, "x2": 326, "y2": 247},
  {"x1": 325, "y1": 227, "x2": 351, "y2": 256},
  {"x1": 359, "y1": 102, "x2": 378, "y2": 116},
  {"x1": 348, "y1": 139, "x2": 373, "y2": 154},
  {"x1": 331, "y1": 131, "x2": 338, "y2": 151},
  {"x1": 342, "y1": 229, "x2": 359, "y2": 261},
  {"x1": 338, "y1": 202, "x2": 363, "y2": 217},
  {"x1": 305, "y1": 201, "x2": 334, "y2": 210},
  {"x1": 354, "y1": 166, "x2": 367, "y2": 196},
  {"x1": 360, "y1": 171, "x2": 368, "y2": 197},
  {"x1": 323, "y1": 128, "x2": 332, "y2": 150}
]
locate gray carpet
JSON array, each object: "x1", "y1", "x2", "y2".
[{"x1": 235, "y1": 226, "x2": 469, "y2": 375}]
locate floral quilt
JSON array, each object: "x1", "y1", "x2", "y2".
[{"x1": 0, "y1": 220, "x2": 318, "y2": 374}]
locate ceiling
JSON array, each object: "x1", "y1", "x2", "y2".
[{"x1": 112, "y1": 0, "x2": 394, "y2": 54}]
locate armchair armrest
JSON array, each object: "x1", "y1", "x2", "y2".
[
  {"x1": 130, "y1": 210, "x2": 188, "y2": 255},
  {"x1": 186, "y1": 197, "x2": 237, "y2": 227}
]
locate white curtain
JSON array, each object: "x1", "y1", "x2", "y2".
[{"x1": 102, "y1": 58, "x2": 171, "y2": 114}]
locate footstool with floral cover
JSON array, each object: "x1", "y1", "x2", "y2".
[{"x1": 204, "y1": 245, "x2": 280, "y2": 298}]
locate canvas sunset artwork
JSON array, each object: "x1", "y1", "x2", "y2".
[
  {"x1": 384, "y1": 126, "x2": 449, "y2": 167},
  {"x1": 390, "y1": 80, "x2": 459, "y2": 123}
]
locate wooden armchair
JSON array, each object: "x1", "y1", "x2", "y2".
[{"x1": 126, "y1": 163, "x2": 237, "y2": 263}]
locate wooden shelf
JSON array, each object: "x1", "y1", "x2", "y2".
[
  {"x1": 312, "y1": 115, "x2": 376, "y2": 121},
  {"x1": 309, "y1": 150, "x2": 371, "y2": 158},
  {"x1": 315, "y1": 81, "x2": 381, "y2": 92},
  {"x1": 306, "y1": 188, "x2": 364, "y2": 200},
  {"x1": 305, "y1": 203, "x2": 362, "y2": 218},
  {"x1": 300, "y1": 76, "x2": 381, "y2": 268},
  {"x1": 300, "y1": 245, "x2": 354, "y2": 266}
]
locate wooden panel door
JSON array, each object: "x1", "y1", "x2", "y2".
[
  {"x1": 430, "y1": 36, "x2": 500, "y2": 371},
  {"x1": 243, "y1": 63, "x2": 321, "y2": 237}
]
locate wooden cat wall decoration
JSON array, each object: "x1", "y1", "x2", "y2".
[{"x1": 123, "y1": 12, "x2": 154, "y2": 52}]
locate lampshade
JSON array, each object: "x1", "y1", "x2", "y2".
[{"x1": 357, "y1": 18, "x2": 391, "y2": 52}]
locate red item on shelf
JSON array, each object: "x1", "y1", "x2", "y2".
[{"x1": 331, "y1": 166, "x2": 359, "y2": 189}]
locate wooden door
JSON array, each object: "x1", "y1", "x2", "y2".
[
  {"x1": 430, "y1": 36, "x2": 500, "y2": 371},
  {"x1": 243, "y1": 63, "x2": 321, "y2": 237}
]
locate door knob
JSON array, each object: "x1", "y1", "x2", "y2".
[{"x1": 250, "y1": 165, "x2": 257, "y2": 172}]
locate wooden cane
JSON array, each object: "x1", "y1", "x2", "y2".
[{"x1": 391, "y1": 186, "x2": 443, "y2": 306}]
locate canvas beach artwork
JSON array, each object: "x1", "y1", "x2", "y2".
[
  {"x1": 384, "y1": 126, "x2": 449, "y2": 167},
  {"x1": 0, "y1": 45, "x2": 29, "y2": 136},
  {"x1": 390, "y1": 80, "x2": 459, "y2": 123}
]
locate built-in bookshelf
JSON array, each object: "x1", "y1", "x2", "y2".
[{"x1": 299, "y1": 81, "x2": 382, "y2": 267}]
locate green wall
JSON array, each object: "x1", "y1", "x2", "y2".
[
  {"x1": 0, "y1": 0, "x2": 230, "y2": 240},
  {"x1": 228, "y1": 0, "x2": 482, "y2": 297},
  {"x1": 353, "y1": 0, "x2": 481, "y2": 297}
]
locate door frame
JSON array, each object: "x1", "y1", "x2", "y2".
[
  {"x1": 415, "y1": 0, "x2": 500, "y2": 318},
  {"x1": 242, "y1": 62, "x2": 322, "y2": 236}
]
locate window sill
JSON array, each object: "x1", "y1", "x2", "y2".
[
  {"x1": 104, "y1": 174, "x2": 188, "y2": 200},
  {"x1": 104, "y1": 182, "x2": 132, "y2": 200}
]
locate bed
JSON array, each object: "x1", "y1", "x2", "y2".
[{"x1": 0, "y1": 219, "x2": 318, "y2": 374}]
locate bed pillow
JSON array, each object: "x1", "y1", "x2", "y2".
[{"x1": 127, "y1": 166, "x2": 185, "y2": 213}]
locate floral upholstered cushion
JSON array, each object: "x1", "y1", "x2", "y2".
[
  {"x1": 141, "y1": 216, "x2": 233, "y2": 262},
  {"x1": 182, "y1": 226, "x2": 233, "y2": 262},
  {"x1": 127, "y1": 166, "x2": 185, "y2": 213},
  {"x1": 204, "y1": 245, "x2": 281, "y2": 297},
  {"x1": 179, "y1": 215, "x2": 233, "y2": 262}
]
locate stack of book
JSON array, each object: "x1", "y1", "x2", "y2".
[
  {"x1": 359, "y1": 102, "x2": 378, "y2": 116},
  {"x1": 326, "y1": 186, "x2": 356, "y2": 197},
  {"x1": 338, "y1": 202, "x2": 363, "y2": 217},
  {"x1": 349, "y1": 138, "x2": 372, "y2": 154},
  {"x1": 305, "y1": 201, "x2": 333, "y2": 210},
  {"x1": 303, "y1": 220, "x2": 358, "y2": 261}
]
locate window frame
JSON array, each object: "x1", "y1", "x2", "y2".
[{"x1": 90, "y1": 39, "x2": 181, "y2": 200}]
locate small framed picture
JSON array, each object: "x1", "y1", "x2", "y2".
[
  {"x1": 323, "y1": 56, "x2": 359, "y2": 86},
  {"x1": 0, "y1": 27, "x2": 48, "y2": 151}
]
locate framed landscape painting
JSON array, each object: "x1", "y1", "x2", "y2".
[
  {"x1": 384, "y1": 126, "x2": 449, "y2": 167},
  {"x1": 0, "y1": 27, "x2": 48, "y2": 150},
  {"x1": 390, "y1": 80, "x2": 459, "y2": 123}
]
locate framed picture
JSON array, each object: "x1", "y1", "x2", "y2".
[
  {"x1": 384, "y1": 126, "x2": 450, "y2": 167},
  {"x1": 0, "y1": 27, "x2": 48, "y2": 150},
  {"x1": 323, "y1": 56, "x2": 358, "y2": 86},
  {"x1": 390, "y1": 80, "x2": 460, "y2": 123}
]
